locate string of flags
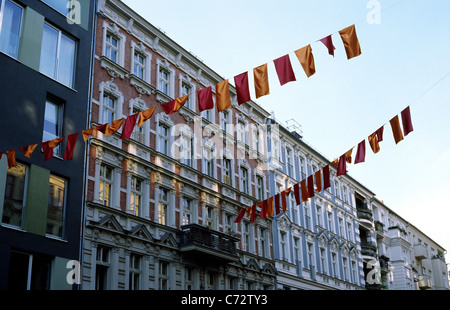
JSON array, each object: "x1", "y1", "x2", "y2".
[
  {"x1": 0, "y1": 24, "x2": 362, "y2": 168},
  {"x1": 234, "y1": 105, "x2": 414, "y2": 223}
]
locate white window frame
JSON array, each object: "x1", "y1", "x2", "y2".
[
  {"x1": 130, "y1": 41, "x2": 151, "y2": 83},
  {"x1": 156, "y1": 58, "x2": 175, "y2": 98},
  {"x1": 179, "y1": 74, "x2": 196, "y2": 111},
  {"x1": 130, "y1": 175, "x2": 142, "y2": 217},
  {"x1": 102, "y1": 21, "x2": 126, "y2": 67}
]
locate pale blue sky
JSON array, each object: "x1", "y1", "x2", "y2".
[{"x1": 123, "y1": 0, "x2": 450, "y2": 261}]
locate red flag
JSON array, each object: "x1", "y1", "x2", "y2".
[
  {"x1": 376, "y1": 126, "x2": 384, "y2": 142},
  {"x1": 42, "y1": 137, "x2": 65, "y2": 161},
  {"x1": 401, "y1": 106, "x2": 414, "y2": 136},
  {"x1": 319, "y1": 35, "x2": 336, "y2": 56},
  {"x1": 323, "y1": 165, "x2": 331, "y2": 190},
  {"x1": 250, "y1": 204, "x2": 257, "y2": 223},
  {"x1": 307, "y1": 175, "x2": 315, "y2": 198},
  {"x1": 281, "y1": 188, "x2": 291, "y2": 212},
  {"x1": 273, "y1": 54, "x2": 296, "y2": 86},
  {"x1": 7, "y1": 150, "x2": 17, "y2": 168},
  {"x1": 315, "y1": 170, "x2": 322, "y2": 193},
  {"x1": 293, "y1": 183, "x2": 301, "y2": 205},
  {"x1": 354, "y1": 140, "x2": 366, "y2": 164},
  {"x1": 260, "y1": 199, "x2": 268, "y2": 219},
  {"x1": 234, "y1": 208, "x2": 246, "y2": 223},
  {"x1": 120, "y1": 113, "x2": 139, "y2": 140},
  {"x1": 20, "y1": 144, "x2": 38, "y2": 158},
  {"x1": 162, "y1": 95, "x2": 190, "y2": 115},
  {"x1": 63, "y1": 133, "x2": 79, "y2": 160},
  {"x1": 234, "y1": 72, "x2": 251, "y2": 105},
  {"x1": 300, "y1": 179, "x2": 308, "y2": 202},
  {"x1": 337, "y1": 154, "x2": 347, "y2": 176},
  {"x1": 274, "y1": 194, "x2": 281, "y2": 215},
  {"x1": 197, "y1": 86, "x2": 214, "y2": 112}
]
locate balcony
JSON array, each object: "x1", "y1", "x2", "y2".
[
  {"x1": 361, "y1": 241, "x2": 377, "y2": 258},
  {"x1": 413, "y1": 244, "x2": 428, "y2": 260},
  {"x1": 357, "y1": 208, "x2": 373, "y2": 221},
  {"x1": 379, "y1": 255, "x2": 390, "y2": 274},
  {"x1": 179, "y1": 224, "x2": 239, "y2": 265},
  {"x1": 417, "y1": 274, "x2": 432, "y2": 290}
]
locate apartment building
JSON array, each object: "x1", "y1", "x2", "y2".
[
  {"x1": 0, "y1": 0, "x2": 96, "y2": 290},
  {"x1": 81, "y1": 0, "x2": 276, "y2": 290},
  {"x1": 372, "y1": 199, "x2": 449, "y2": 290}
]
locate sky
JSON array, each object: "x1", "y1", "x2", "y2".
[{"x1": 122, "y1": 0, "x2": 450, "y2": 264}]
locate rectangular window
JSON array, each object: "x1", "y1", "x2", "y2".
[
  {"x1": 46, "y1": 174, "x2": 66, "y2": 238},
  {"x1": 131, "y1": 107, "x2": 145, "y2": 143},
  {"x1": 182, "y1": 197, "x2": 192, "y2": 226},
  {"x1": 204, "y1": 148, "x2": 214, "y2": 177},
  {"x1": 241, "y1": 167, "x2": 249, "y2": 194},
  {"x1": 2, "y1": 163, "x2": 27, "y2": 227},
  {"x1": 102, "y1": 95, "x2": 116, "y2": 124},
  {"x1": 286, "y1": 148, "x2": 293, "y2": 177},
  {"x1": 95, "y1": 246, "x2": 110, "y2": 290},
  {"x1": 158, "y1": 188, "x2": 168, "y2": 225},
  {"x1": 181, "y1": 83, "x2": 192, "y2": 110},
  {"x1": 130, "y1": 176, "x2": 142, "y2": 216},
  {"x1": 316, "y1": 206, "x2": 322, "y2": 227},
  {"x1": 256, "y1": 176, "x2": 263, "y2": 201},
  {"x1": 223, "y1": 158, "x2": 232, "y2": 186},
  {"x1": 159, "y1": 124, "x2": 169, "y2": 155},
  {"x1": 42, "y1": 0, "x2": 73, "y2": 16},
  {"x1": 0, "y1": 0, "x2": 23, "y2": 59},
  {"x1": 129, "y1": 253, "x2": 141, "y2": 290},
  {"x1": 7, "y1": 251, "x2": 52, "y2": 290},
  {"x1": 221, "y1": 110, "x2": 229, "y2": 133},
  {"x1": 43, "y1": 100, "x2": 63, "y2": 155},
  {"x1": 105, "y1": 32, "x2": 118, "y2": 63},
  {"x1": 133, "y1": 51, "x2": 145, "y2": 80},
  {"x1": 99, "y1": 165, "x2": 113, "y2": 207},
  {"x1": 159, "y1": 69, "x2": 169, "y2": 95},
  {"x1": 40, "y1": 22, "x2": 76, "y2": 87},
  {"x1": 159, "y1": 261, "x2": 169, "y2": 290},
  {"x1": 237, "y1": 120, "x2": 246, "y2": 143}
]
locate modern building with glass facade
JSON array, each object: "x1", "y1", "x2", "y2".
[{"x1": 0, "y1": 0, "x2": 96, "y2": 290}]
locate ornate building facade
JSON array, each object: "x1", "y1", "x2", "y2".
[{"x1": 81, "y1": 0, "x2": 276, "y2": 290}]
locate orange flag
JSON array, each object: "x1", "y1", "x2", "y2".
[
  {"x1": 6, "y1": 150, "x2": 17, "y2": 168},
  {"x1": 339, "y1": 24, "x2": 362, "y2": 60},
  {"x1": 295, "y1": 45, "x2": 316, "y2": 77},
  {"x1": 216, "y1": 80, "x2": 232, "y2": 112},
  {"x1": 162, "y1": 95, "x2": 190, "y2": 115},
  {"x1": 300, "y1": 179, "x2": 308, "y2": 202},
  {"x1": 390, "y1": 115, "x2": 404, "y2": 144},
  {"x1": 138, "y1": 107, "x2": 156, "y2": 127},
  {"x1": 281, "y1": 187, "x2": 291, "y2": 212},
  {"x1": 20, "y1": 144, "x2": 38, "y2": 158},
  {"x1": 368, "y1": 132, "x2": 381, "y2": 154},
  {"x1": 266, "y1": 196, "x2": 274, "y2": 217},
  {"x1": 106, "y1": 118, "x2": 124, "y2": 136},
  {"x1": 345, "y1": 148, "x2": 354, "y2": 164},
  {"x1": 82, "y1": 128, "x2": 95, "y2": 142},
  {"x1": 253, "y1": 64, "x2": 270, "y2": 99}
]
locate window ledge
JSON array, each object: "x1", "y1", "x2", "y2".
[
  {"x1": 129, "y1": 74, "x2": 155, "y2": 96},
  {"x1": 100, "y1": 55, "x2": 128, "y2": 80}
]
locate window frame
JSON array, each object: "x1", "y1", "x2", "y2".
[
  {"x1": 0, "y1": 0, "x2": 23, "y2": 59},
  {"x1": 98, "y1": 164, "x2": 113, "y2": 207},
  {"x1": 39, "y1": 22, "x2": 77, "y2": 88},
  {"x1": 46, "y1": 174, "x2": 67, "y2": 239},
  {"x1": 2, "y1": 162, "x2": 28, "y2": 229}
]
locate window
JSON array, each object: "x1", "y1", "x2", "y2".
[
  {"x1": 204, "y1": 147, "x2": 215, "y2": 177},
  {"x1": 286, "y1": 148, "x2": 294, "y2": 177},
  {"x1": 42, "y1": 0, "x2": 74, "y2": 16},
  {"x1": 2, "y1": 163, "x2": 27, "y2": 227},
  {"x1": 43, "y1": 100, "x2": 63, "y2": 155},
  {"x1": 158, "y1": 188, "x2": 168, "y2": 225},
  {"x1": 202, "y1": 109, "x2": 213, "y2": 123},
  {"x1": 206, "y1": 205, "x2": 215, "y2": 228},
  {"x1": 243, "y1": 222, "x2": 250, "y2": 251},
  {"x1": 334, "y1": 181, "x2": 340, "y2": 199},
  {"x1": 130, "y1": 176, "x2": 142, "y2": 216},
  {"x1": 0, "y1": 0, "x2": 23, "y2": 59},
  {"x1": 260, "y1": 228, "x2": 266, "y2": 257},
  {"x1": 40, "y1": 23, "x2": 76, "y2": 87},
  {"x1": 7, "y1": 251, "x2": 52, "y2": 290},
  {"x1": 133, "y1": 51, "x2": 145, "y2": 80},
  {"x1": 300, "y1": 157, "x2": 306, "y2": 180},
  {"x1": 99, "y1": 165, "x2": 113, "y2": 207},
  {"x1": 307, "y1": 243, "x2": 314, "y2": 269},
  {"x1": 237, "y1": 120, "x2": 246, "y2": 143},
  {"x1": 182, "y1": 197, "x2": 192, "y2": 226},
  {"x1": 304, "y1": 205, "x2": 310, "y2": 230},
  {"x1": 280, "y1": 232, "x2": 287, "y2": 260},
  {"x1": 343, "y1": 257, "x2": 349, "y2": 281},
  {"x1": 220, "y1": 110, "x2": 230, "y2": 133},
  {"x1": 256, "y1": 176, "x2": 264, "y2": 201},
  {"x1": 128, "y1": 253, "x2": 141, "y2": 290},
  {"x1": 159, "y1": 261, "x2": 169, "y2": 290},
  {"x1": 102, "y1": 94, "x2": 116, "y2": 124},
  {"x1": 105, "y1": 32, "x2": 119, "y2": 63},
  {"x1": 347, "y1": 222, "x2": 353, "y2": 242},
  {"x1": 223, "y1": 158, "x2": 232, "y2": 186},
  {"x1": 46, "y1": 175, "x2": 66, "y2": 238},
  {"x1": 181, "y1": 83, "x2": 192, "y2": 110},
  {"x1": 327, "y1": 211, "x2": 333, "y2": 232},
  {"x1": 96, "y1": 246, "x2": 110, "y2": 290},
  {"x1": 332, "y1": 253, "x2": 338, "y2": 278},
  {"x1": 320, "y1": 248, "x2": 326, "y2": 274},
  {"x1": 131, "y1": 107, "x2": 145, "y2": 143},
  {"x1": 159, "y1": 124, "x2": 169, "y2": 156},
  {"x1": 272, "y1": 139, "x2": 280, "y2": 161},
  {"x1": 159, "y1": 68, "x2": 170, "y2": 95},
  {"x1": 240, "y1": 167, "x2": 249, "y2": 194},
  {"x1": 316, "y1": 206, "x2": 322, "y2": 227},
  {"x1": 338, "y1": 217, "x2": 344, "y2": 236},
  {"x1": 181, "y1": 135, "x2": 194, "y2": 167}
]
